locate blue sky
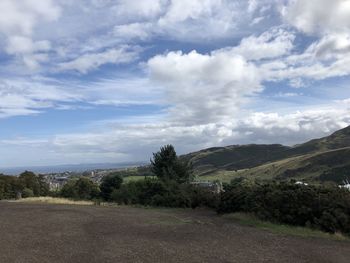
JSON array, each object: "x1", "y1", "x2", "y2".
[{"x1": 1, "y1": 0, "x2": 350, "y2": 168}]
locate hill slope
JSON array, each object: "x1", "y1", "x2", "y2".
[{"x1": 184, "y1": 126, "x2": 350, "y2": 182}]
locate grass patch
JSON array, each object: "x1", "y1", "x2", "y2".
[
  {"x1": 16, "y1": 197, "x2": 95, "y2": 206},
  {"x1": 224, "y1": 212, "x2": 349, "y2": 241}
]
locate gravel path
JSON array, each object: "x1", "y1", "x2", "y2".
[{"x1": 0, "y1": 202, "x2": 349, "y2": 263}]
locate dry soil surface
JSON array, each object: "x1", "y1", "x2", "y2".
[{"x1": 0, "y1": 202, "x2": 349, "y2": 263}]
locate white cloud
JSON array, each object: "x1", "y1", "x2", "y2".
[
  {"x1": 5, "y1": 36, "x2": 51, "y2": 70},
  {"x1": 58, "y1": 46, "x2": 140, "y2": 74},
  {"x1": 0, "y1": 0, "x2": 61, "y2": 69},
  {"x1": 282, "y1": 0, "x2": 350, "y2": 35},
  {"x1": 0, "y1": 0, "x2": 61, "y2": 36},
  {"x1": 0, "y1": 78, "x2": 81, "y2": 118},
  {"x1": 305, "y1": 33, "x2": 350, "y2": 60},
  {"x1": 112, "y1": 0, "x2": 164, "y2": 19},
  {"x1": 156, "y1": 0, "x2": 239, "y2": 41},
  {"x1": 113, "y1": 23, "x2": 153, "y2": 41},
  {"x1": 228, "y1": 28, "x2": 295, "y2": 60},
  {"x1": 148, "y1": 49, "x2": 261, "y2": 124},
  {"x1": 0, "y1": 76, "x2": 162, "y2": 118}
]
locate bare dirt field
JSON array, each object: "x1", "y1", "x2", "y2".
[{"x1": 0, "y1": 202, "x2": 349, "y2": 263}]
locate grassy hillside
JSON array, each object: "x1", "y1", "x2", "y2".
[
  {"x1": 200, "y1": 147, "x2": 350, "y2": 183},
  {"x1": 182, "y1": 144, "x2": 291, "y2": 176},
  {"x1": 186, "y1": 126, "x2": 350, "y2": 182},
  {"x1": 123, "y1": 126, "x2": 350, "y2": 183}
]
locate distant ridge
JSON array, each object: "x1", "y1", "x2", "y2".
[{"x1": 0, "y1": 161, "x2": 147, "y2": 175}]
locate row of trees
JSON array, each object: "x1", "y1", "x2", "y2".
[{"x1": 0, "y1": 171, "x2": 49, "y2": 199}]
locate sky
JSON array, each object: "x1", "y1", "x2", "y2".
[{"x1": 1, "y1": 0, "x2": 350, "y2": 168}]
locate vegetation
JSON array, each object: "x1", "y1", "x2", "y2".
[
  {"x1": 178, "y1": 125, "x2": 350, "y2": 182},
  {"x1": 218, "y1": 180, "x2": 350, "y2": 235},
  {"x1": 111, "y1": 177, "x2": 217, "y2": 208},
  {"x1": 60, "y1": 177, "x2": 100, "y2": 200},
  {"x1": 100, "y1": 173, "x2": 123, "y2": 201},
  {"x1": 107, "y1": 145, "x2": 216, "y2": 208},
  {"x1": 151, "y1": 144, "x2": 193, "y2": 183},
  {"x1": 224, "y1": 213, "x2": 348, "y2": 241},
  {"x1": 0, "y1": 171, "x2": 49, "y2": 199}
]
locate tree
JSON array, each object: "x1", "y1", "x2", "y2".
[
  {"x1": 18, "y1": 171, "x2": 49, "y2": 197},
  {"x1": 150, "y1": 145, "x2": 193, "y2": 183},
  {"x1": 60, "y1": 178, "x2": 100, "y2": 200},
  {"x1": 100, "y1": 173, "x2": 123, "y2": 201},
  {"x1": 22, "y1": 188, "x2": 34, "y2": 198},
  {"x1": 0, "y1": 174, "x2": 23, "y2": 199}
]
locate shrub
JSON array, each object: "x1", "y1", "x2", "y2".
[
  {"x1": 100, "y1": 174, "x2": 123, "y2": 201},
  {"x1": 22, "y1": 188, "x2": 34, "y2": 198},
  {"x1": 110, "y1": 178, "x2": 218, "y2": 208},
  {"x1": 217, "y1": 181, "x2": 350, "y2": 235},
  {"x1": 60, "y1": 178, "x2": 100, "y2": 200}
]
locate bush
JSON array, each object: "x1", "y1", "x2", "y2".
[
  {"x1": 60, "y1": 178, "x2": 100, "y2": 200},
  {"x1": 0, "y1": 174, "x2": 23, "y2": 199},
  {"x1": 217, "y1": 181, "x2": 350, "y2": 235},
  {"x1": 100, "y1": 173, "x2": 123, "y2": 201},
  {"x1": 19, "y1": 171, "x2": 49, "y2": 197},
  {"x1": 110, "y1": 178, "x2": 218, "y2": 208},
  {"x1": 22, "y1": 188, "x2": 34, "y2": 198}
]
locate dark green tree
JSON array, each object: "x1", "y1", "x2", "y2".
[
  {"x1": 0, "y1": 174, "x2": 23, "y2": 199},
  {"x1": 100, "y1": 173, "x2": 123, "y2": 201},
  {"x1": 18, "y1": 171, "x2": 49, "y2": 197},
  {"x1": 60, "y1": 178, "x2": 100, "y2": 200},
  {"x1": 150, "y1": 145, "x2": 193, "y2": 183}
]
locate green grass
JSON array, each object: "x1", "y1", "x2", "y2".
[{"x1": 224, "y1": 213, "x2": 349, "y2": 241}]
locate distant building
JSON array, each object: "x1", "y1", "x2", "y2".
[{"x1": 46, "y1": 176, "x2": 69, "y2": 191}]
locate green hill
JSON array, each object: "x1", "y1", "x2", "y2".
[
  {"x1": 124, "y1": 126, "x2": 350, "y2": 184},
  {"x1": 200, "y1": 147, "x2": 350, "y2": 183},
  {"x1": 184, "y1": 126, "x2": 350, "y2": 183}
]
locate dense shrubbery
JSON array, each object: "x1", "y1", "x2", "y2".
[
  {"x1": 218, "y1": 180, "x2": 350, "y2": 234},
  {"x1": 0, "y1": 171, "x2": 49, "y2": 199},
  {"x1": 60, "y1": 177, "x2": 100, "y2": 200},
  {"x1": 100, "y1": 173, "x2": 123, "y2": 201},
  {"x1": 111, "y1": 177, "x2": 218, "y2": 208}
]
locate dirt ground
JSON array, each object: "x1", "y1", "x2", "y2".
[{"x1": 0, "y1": 202, "x2": 349, "y2": 263}]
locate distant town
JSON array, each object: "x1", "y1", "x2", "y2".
[{"x1": 42, "y1": 167, "x2": 134, "y2": 191}]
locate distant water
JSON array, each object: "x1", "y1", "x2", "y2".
[{"x1": 0, "y1": 162, "x2": 147, "y2": 175}]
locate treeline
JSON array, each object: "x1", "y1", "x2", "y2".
[{"x1": 0, "y1": 171, "x2": 49, "y2": 199}]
